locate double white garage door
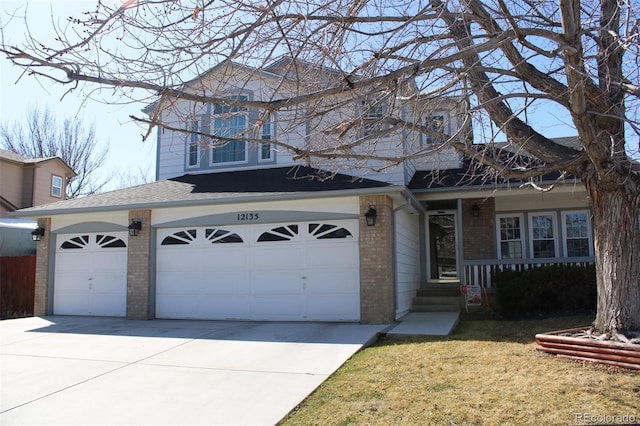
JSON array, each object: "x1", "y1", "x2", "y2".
[
  {"x1": 156, "y1": 220, "x2": 360, "y2": 321},
  {"x1": 53, "y1": 220, "x2": 360, "y2": 321}
]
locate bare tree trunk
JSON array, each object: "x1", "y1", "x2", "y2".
[{"x1": 587, "y1": 179, "x2": 640, "y2": 335}]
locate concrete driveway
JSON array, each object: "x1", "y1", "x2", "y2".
[{"x1": 0, "y1": 316, "x2": 386, "y2": 426}]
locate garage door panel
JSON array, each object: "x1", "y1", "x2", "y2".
[
  {"x1": 306, "y1": 270, "x2": 360, "y2": 294},
  {"x1": 157, "y1": 271, "x2": 251, "y2": 295},
  {"x1": 306, "y1": 295, "x2": 360, "y2": 320},
  {"x1": 251, "y1": 295, "x2": 305, "y2": 317},
  {"x1": 87, "y1": 294, "x2": 126, "y2": 316},
  {"x1": 89, "y1": 274, "x2": 128, "y2": 294},
  {"x1": 252, "y1": 246, "x2": 304, "y2": 268},
  {"x1": 158, "y1": 295, "x2": 251, "y2": 320},
  {"x1": 253, "y1": 271, "x2": 302, "y2": 293},
  {"x1": 196, "y1": 296, "x2": 251, "y2": 319},
  {"x1": 53, "y1": 272, "x2": 90, "y2": 292},
  {"x1": 54, "y1": 253, "x2": 89, "y2": 271},
  {"x1": 306, "y1": 244, "x2": 359, "y2": 267},
  {"x1": 53, "y1": 294, "x2": 89, "y2": 315}
]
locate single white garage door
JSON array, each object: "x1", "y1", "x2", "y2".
[
  {"x1": 54, "y1": 232, "x2": 128, "y2": 316},
  {"x1": 156, "y1": 220, "x2": 360, "y2": 321}
]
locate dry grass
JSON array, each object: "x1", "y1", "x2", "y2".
[{"x1": 280, "y1": 315, "x2": 639, "y2": 426}]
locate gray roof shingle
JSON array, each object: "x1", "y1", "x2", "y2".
[{"x1": 12, "y1": 166, "x2": 393, "y2": 217}]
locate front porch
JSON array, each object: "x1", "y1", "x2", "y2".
[
  {"x1": 463, "y1": 257, "x2": 596, "y2": 289},
  {"x1": 411, "y1": 257, "x2": 595, "y2": 313}
]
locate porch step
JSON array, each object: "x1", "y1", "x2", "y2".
[
  {"x1": 411, "y1": 285, "x2": 461, "y2": 313},
  {"x1": 412, "y1": 296, "x2": 460, "y2": 305},
  {"x1": 410, "y1": 303, "x2": 460, "y2": 312},
  {"x1": 416, "y1": 285, "x2": 460, "y2": 298}
]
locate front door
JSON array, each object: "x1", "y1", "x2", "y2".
[{"x1": 427, "y1": 211, "x2": 460, "y2": 283}]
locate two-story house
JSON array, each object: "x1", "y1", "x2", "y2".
[
  {"x1": 0, "y1": 149, "x2": 76, "y2": 218},
  {"x1": 12, "y1": 59, "x2": 594, "y2": 323}
]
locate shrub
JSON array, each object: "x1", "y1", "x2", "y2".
[{"x1": 494, "y1": 265, "x2": 596, "y2": 318}]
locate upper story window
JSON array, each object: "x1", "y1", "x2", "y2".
[
  {"x1": 360, "y1": 99, "x2": 385, "y2": 136},
  {"x1": 259, "y1": 118, "x2": 273, "y2": 161},
  {"x1": 211, "y1": 96, "x2": 249, "y2": 165},
  {"x1": 425, "y1": 114, "x2": 448, "y2": 144},
  {"x1": 187, "y1": 120, "x2": 202, "y2": 168},
  {"x1": 51, "y1": 175, "x2": 63, "y2": 198}
]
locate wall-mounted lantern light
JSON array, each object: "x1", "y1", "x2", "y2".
[
  {"x1": 365, "y1": 207, "x2": 377, "y2": 227},
  {"x1": 472, "y1": 203, "x2": 480, "y2": 217},
  {"x1": 128, "y1": 220, "x2": 142, "y2": 237},
  {"x1": 31, "y1": 226, "x2": 45, "y2": 242}
]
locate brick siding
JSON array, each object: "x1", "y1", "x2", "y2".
[
  {"x1": 33, "y1": 217, "x2": 51, "y2": 316},
  {"x1": 462, "y1": 198, "x2": 496, "y2": 260},
  {"x1": 127, "y1": 210, "x2": 152, "y2": 320},
  {"x1": 359, "y1": 195, "x2": 395, "y2": 324}
]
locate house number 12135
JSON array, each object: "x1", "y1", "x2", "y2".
[{"x1": 237, "y1": 213, "x2": 259, "y2": 221}]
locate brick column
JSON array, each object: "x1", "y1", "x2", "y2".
[
  {"x1": 127, "y1": 210, "x2": 152, "y2": 320},
  {"x1": 33, "y1": 217, "x2": 51, "y2": 316},
  {"x1": 359, "y1": 195, "x2": 394, "y2": 324},
  {"x1": 462, "y1": 198, "x2": 496, "y2": 260}
]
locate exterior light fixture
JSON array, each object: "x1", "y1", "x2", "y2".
[
  {"x1": 128, "y1": 220, "x2": 142, "y2": 237},
  {"x1": 365, "y1": 207, "x2": 377, "y2": 227},
  {"x1": 31, "y1": 226, "x2": 45, "y2": 242},
  {"x1": 472, "y1": 203, "x2": 480, "y2": 217}
]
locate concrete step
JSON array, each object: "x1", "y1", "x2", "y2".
[
  {"x1": 416, "y1": 287, "x2": 461, "y2": 298},
  {"x1": 412, "y1": 296, "x2": 460, "y2": 305},
  {"x1": 410, "y1": 304, "x2": 460, "y2": 313}
]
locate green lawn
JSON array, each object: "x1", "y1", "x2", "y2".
[{"x1": 280, "y1": 315, "x2": 639, "y2": 426}]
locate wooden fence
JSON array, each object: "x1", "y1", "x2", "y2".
[{"x1": 1, "y1": 256, "x2": 36, "y2": 319}]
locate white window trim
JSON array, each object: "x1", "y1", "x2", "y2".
[
  {"x1": 528, "y1": 211, "x2": 559, "y2": 259},
  {"x1": 51, "y1": 175, "x2": 63, "y2": 198},
  {"x1": 561, "y1": 210, "x2": 594, "y2": 257},
  {"x1": 496, "y1": 213, "x2": 525, "y2": 259}
]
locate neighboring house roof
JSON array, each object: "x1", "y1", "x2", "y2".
[
  {"x1": 12, "y1": 166, "x2": 396, "y2": 217},
  {"x1": 0, "y1": 149, "x2": 77, "y2": 177}
]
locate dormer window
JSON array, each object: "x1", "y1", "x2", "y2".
[{"x1": 51, "y1": 175, "x2": 63, "y2": 198}]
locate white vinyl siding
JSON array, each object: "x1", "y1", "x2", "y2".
[{"x1": 394, "y1": 209, "x2": 421, "y2": 319}]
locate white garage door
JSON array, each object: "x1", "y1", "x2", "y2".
[
  {"x1": 54, "y1": 232, "x2": 128, "y2": 316},
  {"x1": 156, "y1": 220, "x2": 360, "y2": 321}
]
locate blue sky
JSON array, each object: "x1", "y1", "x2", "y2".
[
  {"x1": 0, "y1": 0, "x2": 157, "y2": 192},
  {"x1": 1, "y1": 1, "x2": 636, "y2": 190}
]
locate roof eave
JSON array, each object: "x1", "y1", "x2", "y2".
[{"x1": 10, "y1": 185, "x2": 406, "y2": 219}]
